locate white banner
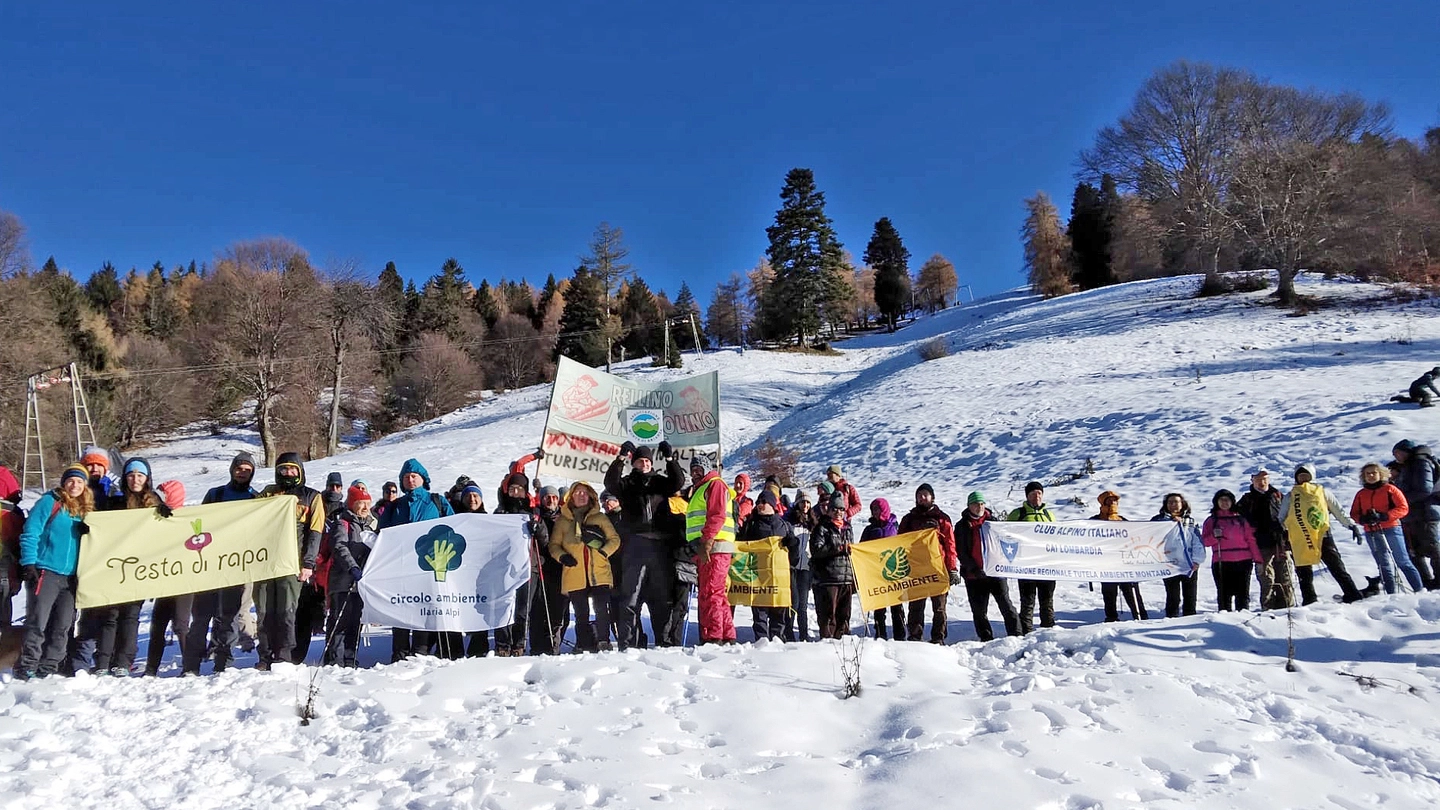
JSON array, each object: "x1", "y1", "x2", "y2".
[
  {"x1": 358, "y1": 513, "x2": 533, "y2": 632},
  {"x1": 983, "y1": 520, "x2": 1191, "y2": 582}
]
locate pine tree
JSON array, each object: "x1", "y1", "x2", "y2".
[
  {"x1": 472, "y1": 279, "x2": 501, "y2": 327},
  {"x1": 671, "y1": 282, "x2": 704, "y2": 349},
  {"x1": 619, "y1": 277, "x2": 662, "y2": 359},
  {"x1": 416, "y1": 258, "x2": 470, "y2": 341},
  {"x1": 534, "y1": 273, "x2": 561, "y2": 330},
  {"x1": 1023, "y1": 192, "x2": 1074, "y2": 298},
  {"x1": 1067, "y1": 181, "x2": 1114, "y2": 290},
  {"x1": 143, "y1": 261, "x2": 180, "y2": 339},
  {"x1": 378, "y1": 261, "x2": 405, "y2": 312},
  {"x1": 376, "y1": 262, "x2": 407, "y2": 378},
  {"x1": 555, "y1": 266, "x2": 608, "y2": 366},
  {"x1": 581, "y1": 222, "x2": 633, "y2": 318},
  {"x1": 759, "y1": 169, "x2": 847, "y2": 344},
  {"x1": 865, "y1": 217, "x2": 911, "y2": 330},
  {"x1": 85, "y1": 262, "x2": 122, "y2": 314}
]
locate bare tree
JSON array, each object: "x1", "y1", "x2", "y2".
[
  {"x1": 483, "y1": 313, "x2": 549, "y2": 391},
  {"x1": 0, "y1": 210, "x2": 30, "y2": 279},
  {"x1": 1108, "y1": 195, "x2": 1167, "y2": 281},
  {"x1": 1023, "y1": 192, "x2": 1074, "y2": 298},
  {"x1": 850, "y1": 266, "x2": 876, "y2": 327},
  {"x1": 110, "y1": 337, "x2": 194, "y2": 448},
  {"x1": 390, "y1": 332, "x2": 483, "y2": 423},
  {"x1": 319, "y1": 260, "x2": 397, "y2": 455}
]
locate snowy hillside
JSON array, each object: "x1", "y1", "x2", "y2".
[{"x1": 6, "y1": 273, "x2": 1440, "y2": 809}]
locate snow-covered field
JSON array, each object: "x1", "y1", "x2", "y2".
[{"x1": 5, "y1": 273, "x2": 1440, "y2": 809}]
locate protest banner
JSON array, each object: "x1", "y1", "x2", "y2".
[
  {"x1": 850, "y1": 529, "x2": 950, "y2": 612},
  {"x1": 983, "y1": 520, "x2": 1190, "y2": 581},
  {"x1": 725, "y1": 536, "x2": 792, "y2": 608},
  {"x1": 358, "y1": 513, "x2": 532, "y2": 632},
  {"x1": 76, "y1": 495, "x2": 299, "y2": 608}
]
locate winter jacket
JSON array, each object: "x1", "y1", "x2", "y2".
[
  {"x1": 1278, "y1": 472, "x2": 1357, "y2": 534},
  {"x1": 259, "y1": 452, "x2": 327, "y2": 570},
  {"x1": 733, "y1": 473, "x2": 754, "y2": 526},
  {"x1": 859, "y1": 499, "x2": 898, "y2": 542},
  {"x1": 687, "y1": 471, "x2": 736, "y2": 553},
  {"x1": 955, "y1": 507, "x2": 996, "y2": 580},
  {"x1": 1350, "y1": 483, "x2": 1408, "y2": 530},
  {"x1": 322, "y1": 489, "x2": 345, "y2": 520},
  {"x1": 739, "y1": 510, "x2": 801, "y2": 567},
  {"x1": 1201, "y1": 510, "x2": 1262, "y2": 563},
  {"x1": 0, "y1": 467, "x2": 24, "y2": 594},
  {"x1": 203, "y1": 480, "x2": 257, "y2": 504},
  {"x1": 603, "y1": 455, "x2": 684, "y2": 538},
  {"x1": 326, "y1": 509, "x2": 378, "y2": 593},
  {"x1": 833, "y1": 479, "x2": 862, "y2": 523},
  {"x1": 377, "y1": 458, "x2": 453, "y2": 530},
  {"x1": 809, "y1": 517, "x2": 854, "y2": 586},
  {"x1": 19, "y1": 491, "x2": 86, "y2": 576},
  {"x1": 548, "y1": 483, "x2": 622, "y2": 594},
  {"x1": 495, "y1": 492, "x2": 550, "y2": 574},
  {"x1": 784, "y1": 505, "x2": 814, "y2": 570},
  {"x1": 900, "y1": 503, "x2": 958, "y2": 573},
  {"x1": 1394, "y1": 446, "x2": 1440, "y2": 522},
  {"x1": 1006, "y1": 504, "x2": 1055, "y2": 523},
  {"x1": 1151, "y1": 511, "x2": 1206, "y2": 570},
  {"x1": 1235, "y1": 486, "x2": 1287, "y2": 549}
]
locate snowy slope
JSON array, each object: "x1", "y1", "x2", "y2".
[{"x1": 5, "y1": 273, "x2": 1440, "y2": 809}]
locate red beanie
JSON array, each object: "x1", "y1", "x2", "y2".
[{"x1": 346, "y1": 484, "x2": 372, "y2": 510}]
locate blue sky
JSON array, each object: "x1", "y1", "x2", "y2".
[{"x1": 1, "y1": 1, "x2": 1435, "y2": 302}]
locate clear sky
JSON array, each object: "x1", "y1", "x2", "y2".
[{"x1": 1, "y1": 1, "x2": 1435, "y2": 301}]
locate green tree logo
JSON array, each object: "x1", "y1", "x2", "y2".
[
  {"x1": 415, "y1": 526, "x2": 467, "y2": 582},
  {"x1": 730, "y1": 552, "x2": 759, "y2": 583},
  {"x1": 880, "y1": 548, "x2": 911, "y2": 582}
]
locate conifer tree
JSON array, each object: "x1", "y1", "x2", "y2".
[
  {"x1": 85, "y1": 262, "x2": 122, "y2": 315},
  {"x1": 417, "y1": 258, "x2": 470, "y2": 341},
  {"x1": 619, "y1": 277, "x2": 662, "y2": 358},
  {"x1": 705, "y1": 273, "x2": 748, "y2": 347},
  {"x1": 865, "y1": 217, "x2": 911, "y2": 330},
  {"x1": 759, "y1": 169, "x2": 847, "y2": 344},
  {"x1": 555, "y1": 266, "x2": 608, "y2": 366},
  {"x1": 1023, "y1": 192, "x2": 1074, "y2": 298},
  {"x1": 1067, "y1": 181, "x2": 1114, "y2": 290},
  {"x1": 472, "y1": 279, "x2": 501, "y2": 327}
]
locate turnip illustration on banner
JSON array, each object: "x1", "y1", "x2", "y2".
[
  {"x1": 983, "y1": 520, "x2": 1190, "y2": 582},
  {"x1": 358, "y1": 513, "x2": 533, "y2": 632}
]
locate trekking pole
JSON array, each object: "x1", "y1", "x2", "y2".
[{"x1": 301, "y1": 585, "x2": 353, "y2": 726}]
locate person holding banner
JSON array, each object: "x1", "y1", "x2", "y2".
[
  {"x1": 1007, "y1": 482, "x2": 1057, "y2": 635},
  {"x1": 531, "y1": 486, "x2": 570, "y2": 654},
  {"x1": 860, "y1": 498, "x2": 903, "y2": 639},
  {"x1": 14, "y1": 464, "x2": 93, "y2": 680},
  {"x1": 687, "y1": 455, "x2": 738, "y2": 645},
  {"x1": 810, "y1": 487, "x2": 856, "y2": 639},
  {"x1": 783, "y1": 492, "x2": 815, "y2": 642},
  {"x1": 377, "y1": 458, "x2": 453, "y2": 661},
  {"x1": 1093, "y1": 491, "x2": 1149, "y2": 622},
  {"x1": 0, "y1": 467, "x2": 24, "y2": 633},
  {"x1": 825, "y1": 466, "x2": 862, "y2": 524},
  {"x1": 183, "y1": 452, "x2": 259, "y2": 675},
  {"x1": 491, "y1": 467, "x2": 548, "y2": 656},
  {"x1": 1151, "y1": 494, "x2": 1206, "y2": 617},
  {"x1": 1202, "y1": 489, "x2": 1263, "y2": 611},
  {"x1": 738, "y1": 490, "x2": 800, "y2": 641},
  {"x1": 604, "y1": 440, "x2": 684, "y2": 649},
  {"x1": 899, "y1": 484, "x2": 959, "y2": 643},
  {"x1": 322, "y1": 485, "x2": 376, "y2": 667},
  {"x1": 144, "y1": 478, "x2": 191, "y2": 676},
  {"x1": 548, "y1": 483, "x2": 622, "y2": 652},
  {"x1": 956, "y1": 492, "x2": 1020, "y2": 642},
  {"x1": 255, "y1": 453, "x2": 327, "y2": 669}
]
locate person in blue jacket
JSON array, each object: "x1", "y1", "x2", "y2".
[
  {"x1": 377, "y1": 458, "x2": 452, "y2": 661},
  {"x1": 14, "y1": 464, "x2": 95, "y2": 680}
]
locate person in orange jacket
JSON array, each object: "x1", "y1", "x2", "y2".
[{"x1": 1351, "y1": 462, "x2": 1422, "y2": 594}]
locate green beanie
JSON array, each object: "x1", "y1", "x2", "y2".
[{"x1": 967, "y1": 491, "x2": 986, "y2": 505}]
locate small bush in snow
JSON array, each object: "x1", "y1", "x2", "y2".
[
  {"x1": 749, "y1": 436, "x2": 801, "y2": 487},
  {"x1": 1197, "y1": 272, "x2": 1270, "y2": 297},
  {"x1": 918, "y1": 338, "x2": 950, "y2": 361}
]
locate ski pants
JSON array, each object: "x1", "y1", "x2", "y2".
[
  {"x1": 18, "y1": 570, "x2": 76, "y2": 676},
  {"x1": 696, "y1": 553, "x2": 735, "y2": 643},
  {"x1": 254, "y1": 575, "x2": 300, "y2": 665},
  {"x1": 146, "y1": 594, "x2": 192, "y2": 675},
  {"x1": 1017, "y1": 579, "x2": 1055, "y2": 634},
  {"x1": 184, "y1": 584, "x2": 244, "y2": 673}
]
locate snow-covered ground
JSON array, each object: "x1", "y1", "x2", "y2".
[{"x1": 5, "y1": 273, "x2": 1440, "y2": 809}]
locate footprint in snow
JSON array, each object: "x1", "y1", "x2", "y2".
[{"x1": 1141, "y1": 756, "x2": 1195, "y2": 792}]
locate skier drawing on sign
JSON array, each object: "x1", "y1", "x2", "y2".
[{"x1": 559, "y1": 374, "x2": 609, "y2": 423}]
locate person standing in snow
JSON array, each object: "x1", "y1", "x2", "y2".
[
  {"x1": 810, "y1": 487, "x2": 856, "y2": 639},
  {"x1": 732, "y1": 473, "x2": 754, "y2": 527},
  {"x1": 255, "y1": 453, "x2": 326, "y2": 669},
  {"x1": 955, "y1": 492, "x2": 1020, "y2": 641},
  {"x1": 0, "y1": 467, "x2": 25, "y2": 633},
  {"x1": 1279, "y1": 464, "x2": 1365, "y2": 604},
  {"x1": 491, "y1": 464, "x2": 549, "y2": 656},
  {"x1": 144, "y1": 479, "x2": 190, "y2": 676},
  {"x1": 1391, "y1": 439, "x2": 1440, "y2": 590},
  {"x1": 80, "y1": 446, "x2": 121, "y2": 511},
  {"x1": 322, "y1": 485, "x2": 376, "y2": 667},
  {"x1": 1151, "y1": 493, "x2": 1205, "y2": 617},
  {"x1": 1202, "y1": 489, "x2": 1262, "y2": 611},
  {"x1": 604, "y1": 440, "x2": 684, "y2": 649},
  {"x1": 1093, "y1": 491, "x2": 1148, "y2": 621},
  {"x1": 738, "y1": 490, "x2": 800, "y2": 641},
  {"x1": 183, "y1": 452, "x2": 258, "y2": 674},
  {"x1": 374, "y1": 481, "x2": 399, "y2": 520},
  {"x1": 860, "y1": 498, "x2": 903, "y2": 639},
  {"x1": 898, "y1": 484, "x2": 960, "y2": 643},
  {"x1": 1008, "y1": 481, "x2": 1057, "y2": 634},
  {"x1": 825, "y1": 465, "x2": 862, "y2": 525},
  {"x1": 1235, "y1": 468, "x2": 1295, "y2": 610},
  {"x1": 531, "y1": 485, "x2": 571, "y2": 654},
  {"x1": 783, "y1": 491, "x2": 815, "y2": 642},
  {"x1": 548, "y1": 482, "x2": 622, "y2": 652},
  {"x1": 14, "y1": 465, "x2": 93, "y2": 680},
  {"x1": 687, "y1": 455, "x2": 737, "y2": 644},
  {"x1": 377, "y1": 458, "x2": 452, "y2": 661},
  {"x1": 1350, "y1": 463, "x2": 1422, "y2": 595}
]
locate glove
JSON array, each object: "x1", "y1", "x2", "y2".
[
  {"x1": 350, "y1": 566, "x2": 364, "y2": 582},
  {"x1": 657, "y1": 441, "x2": 673, "y2": 459},
  {"x1": 534, "y1": 447, "x2": 546, "y2": 460},
  {"x1": 20, "y1": 565, "x2": 39, "y2": 587},
  {"x1": 949, "y1": 569, "x2": 962, "y2": 586},
  {"x1": 76, "y1": 521, "x2": 92, "y2": 535},
  {"x1": 585, "y1": 537, "x2": 605, "y2": 550},
  {"x1": 619, "y1": 441, "x2": 636, "y2": 457},
  {"x1": 1364, "y1": 509, "x2": 1384, "y2": 525},
  {"x1": 155, "y1": 502, "x2": 173, "y2": 519},
  {"x1": 528, "y1": 518, "x2": 543, "y2": 537},
  {"x1": 559, "y1": 553, "x2": 578, "y2": 567},
  {"x1": 1351, "y1": 525, "x2": 1364, "y2": 543}
]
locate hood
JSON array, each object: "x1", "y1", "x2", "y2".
[
  {"x1": 400, "y1": 458, "x2": 430, "y2": 490},
  {"x1": 1294, "y1": 463, "x2": 1317, "y2": 482},
  {"x1": 157, "y1": 480, "x2": 186, "y2": 509},
  {"x1": 275, "y1": 451, "x2": 307, "y2": 487},
  {"x1": 0, "y1": 466, "x2": 20, "y2": 503},
  {"x1": 565, "y1": 481, "x2": 600, "y2": 512},
  {"x1": 870, "y1": 498, "x2": 892, "y2": 524},
  {"x1": 734, "y1": 473, "x2": 752, "y2": 496},
  {"x1": 121, "y1": 457, "x2": 153, "y2": 483},
  {"x1": 1413, "y1": 445, "x2": 1434, "y2": 459}
]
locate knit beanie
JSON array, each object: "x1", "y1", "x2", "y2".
[
  {"x1": 81, "y1": 446, "x2": 110, "y2": 472},
  {"x1": 689, "y1": 455, "x2": 713, "y2": 476},
  {"x1": 1025, "y1": 481, "x2": 1044, "y2": 495},
  {"x1": 230, "y1": 452, "x2": 256, "y2": 473},
  {"x1": 61, "y1": 464, "x2": 89, "y2": 485},
  {"x1": 967, "y1": 491, "x2": 986, "y2": 505},
  {"x1": 346, "y1": 484, "x2": 372, "y2": 510},
  {"x1": 916, "y1": 482, "x2": 935, "y2": 499}
]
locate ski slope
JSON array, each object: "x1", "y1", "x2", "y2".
[{"x1": 5, "y1": 273, "x2": 1440, "y2": 809}]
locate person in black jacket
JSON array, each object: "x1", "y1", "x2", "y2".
[
  {"x1": 956, "y1": 492, "x2": 1020, "y2": 641},
  {"x1": 810, "y1": 488, "x2": 855, "y2": 639},
  {"x1": 183, "y1": 452, "x2": 258, "y2": 674},
  {"x1": 604, "y1": 440, "x2": 684, "y2": 648},
  {"x1": 1235, "y1": 468, "x2": 1295, "y2": 609},
  {"x1": 1393, "y1": 439, "x2": 1440, "y2": 590},
  {"x1": 738, "y1": 490, "x2": 800, "y2": 641},
  {"x1": 491, "y1": 467, "x2": 552, "y2": 656},
  {"x1": 322, "y1": 486, "x2": 376, "y2": 667},
  {"x1": 256, "y1": 452, "x2": 326, "y2": 670}
]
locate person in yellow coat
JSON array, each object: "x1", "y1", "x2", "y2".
[{"x1": 548, "y1": 482, "x2": 622, "y2": 652}]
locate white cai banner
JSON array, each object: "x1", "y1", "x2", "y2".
[
  {"x1": 358, "y1": 513, "x2": 533, "y2": 632},
  {"x1": 983, "y1": 520, "x2": 1189, "y2": 582}
]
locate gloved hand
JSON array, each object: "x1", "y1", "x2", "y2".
[
  {"x1": 948, "y1": 569, "x2": 962, "y2": 586},
  {"x1": 559, "y1": 553, "x2": 578, "y2": 567},
  {"x1": 1351, "y1": 525, "x2": 1364, "y2": 543},
  {"x1": 619, "y1": 441, "x2": 636, "y2": 457},
  {"x1": 76, "y1": 521, "x2": 92, "y2": 535},
  {"x1": 1363, "y1": 509, "x2": 1384, "y2": 525},
  {"x1": 585, "y1": 537, "x2": 605, "y2": 550},
  {"x1": 155, "y1": 502, "x2": 173, "y2": 519},
  {"x1": 350, "y1": 566, "x2": 364, "y2": 582},
  {"x1": 528, "y1": 518, "x2": 543, "y2": 537},
  {"x1": 534, "y1": 447, "x2": 546, "y2": 460},
  {"x1": 20, "y1": 565, "x2": 39, "y2": 587},
  {"x1": 657, "y1": 441, "x2": 673, "y2": 459}
]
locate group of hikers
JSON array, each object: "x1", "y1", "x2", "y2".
[{"x1": 4, "y1": 435, "x2": 1439, "y2": 679}]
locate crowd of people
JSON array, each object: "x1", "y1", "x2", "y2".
[{"x1": 3, "y1": 436, "x2": 1438, "y2": 679}]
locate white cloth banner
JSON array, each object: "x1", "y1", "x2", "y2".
[
  {"x1": 983, "y1": 520, "x2": 1191, "y2": 582},
  {"x1": 358, "y1": 513, "x2": 533, "y2": 632}
]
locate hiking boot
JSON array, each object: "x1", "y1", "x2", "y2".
[
  {"x1": 597, "y1": 641, "x2": 613, "y2": 652},
  {"x1": 254, "y1": 661, "x2": 271, "y2": 672},
  {"x1": 110, "y1": 667, "x2": 129, "y2": 678},
  {"x1": 12, "y1": 669, "x2": 35, "y2": 682}
]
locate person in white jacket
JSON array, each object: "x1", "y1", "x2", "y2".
[{"x1": 1151, "y1": 493, "x2": 1206, "y2": 617}]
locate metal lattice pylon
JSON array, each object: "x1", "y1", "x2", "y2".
[{"x1": 21, "y1": 363, "x2": 99, "y2": 492}]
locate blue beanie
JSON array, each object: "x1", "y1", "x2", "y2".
[
  {"x1": 123, "y1": 458, "x2": 152, "y2": 481},
  {"x1": 399, "y1": 458, "x2": 430, "y2": 489}
]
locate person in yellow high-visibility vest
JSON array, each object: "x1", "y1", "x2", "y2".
[{"x1": 686, "y1": 455, "x2": 736, "y2": 644}]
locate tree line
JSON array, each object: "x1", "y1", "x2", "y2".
[
  {"x1": 1022, "y1": 60, "x2": 1440, "y2": 304},
  {"x1": 0, "y1": 169, "x2": 960, "y2": 469}
]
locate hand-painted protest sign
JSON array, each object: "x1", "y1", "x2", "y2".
[
  {"x1": 77, "y1": 496, "x2": 299, "y2": 608},
  {"x1": 850, "y1": 529, "x2": 950, "y2": 612},
  {"x1": 983, "y1": 520, "x2": 1189, "y2": 581}
]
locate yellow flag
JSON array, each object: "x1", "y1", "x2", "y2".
[
  {"x1": 1284, "y1": 483, "x2": 1330, "y2": 567},
  {"x1": 851, "y1": 529, "x2": 949, "y2": 612},
  {"x1": 726, "y1": 536, "x2": 792, "y2": 608},
  {"x1": 76, "y1": 496, "x2": 301, "y2": 608}
]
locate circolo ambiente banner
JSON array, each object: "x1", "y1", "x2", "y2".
[
  {"x1": 851, "y1": 529, "x2": 950, "y2": 612},
  {"x1": 725, "y1": 536, "x2": 792, "y2": 608},
  {"x1": 983, "y1": 520, "x2": 1191, "y2": 582},
  {"x1": 358, "y1": 513, "x2": 533, "y2": 632},
  {"x1": 538, "y1": 356, "x2": 721, "y2": 484},
  {"x1": 76, "y1": 495, "x2": 300, "y2": 609}
]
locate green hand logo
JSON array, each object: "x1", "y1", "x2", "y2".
[
  {"x1": 881, "y1": 548, "x2": 911, "y2": 582},
  {"x1": 730, "y1": 552, "x2": 759, "y2": 583},
  {"x1": 414, "y1": 526, "x2": 467, "y2": 582}
]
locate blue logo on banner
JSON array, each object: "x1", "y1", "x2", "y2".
[{"x1": 1000, "y1": 538, "x2": 1020, "y2": 563}]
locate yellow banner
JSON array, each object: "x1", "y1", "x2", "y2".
[
  {"x1": 1284, "y1": 483, "x2": 1329, "y2": 567},
  {"x1": 76, "y1": 496, "x2": 301, "y2": 608},
  {"x1": 726, "y1": 536, "x2": 792, "y2": 608},
  {"x1": 851, "y1": 529, "x2": 949, "y2": 612}
]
